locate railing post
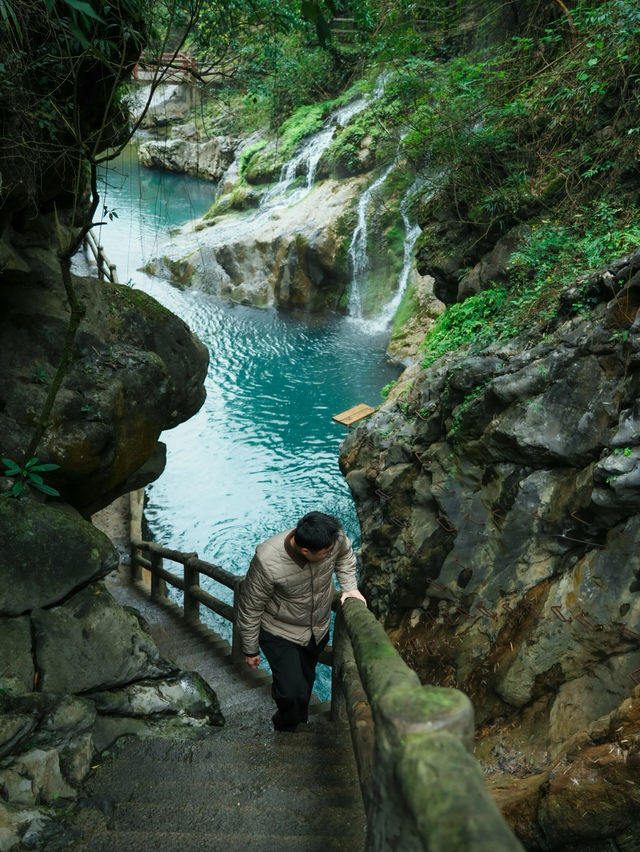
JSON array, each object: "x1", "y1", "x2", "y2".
[
  {"x1": 231, "y1": 578, "x2": 244, "y2": 666},
  {"x1": 130, "y1": 543, "x2": 142, "y2": 583},
  {"x1": 129, "y1": 489, "x2": 144, "y2": 585},
  {"x1": 150, "y1": 550, "x2": 166, "y2": 602},
  {"x1": 184, "y1": 556, "x2": 200, "y2": 626}
]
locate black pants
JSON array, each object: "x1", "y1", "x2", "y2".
[{"x1": 258, "y1": 628, "x2": 329, "y2": 731}]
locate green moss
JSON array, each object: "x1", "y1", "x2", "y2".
[
  {"x1": 278, "y1": 103, "x2": 326, "y2": 154},
  {"x1": 322, "y1": 122, "x2": 369, "y2": 177},
  {"x1": 111, "y1": 283, "x2": 171, "y2": 317},
  {"x1": 238, "y1": 139, "x2": 268, "y2": 179},
  {"x1": 391, "y1": 282, "x2": 420, "y2": 339}
]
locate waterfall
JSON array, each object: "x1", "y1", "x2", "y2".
[
  {"x1": 347, "y1": 173, "x2": 436, "y2": 331},
  {"x1": 373, "y1": 179, "x2": 423, "y2": 329},
  {"x1": 261, "y1": 97, "x2": 372, "y2": 207},
  {"x1": 346, "y1": 161, "x2": 396, "y2": 319}
]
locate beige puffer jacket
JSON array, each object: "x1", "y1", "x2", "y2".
[{"x1": 236, "y1": 529, "x2": 358, "y2": 655}]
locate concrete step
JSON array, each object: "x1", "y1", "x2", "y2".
[
  {"x1": 106, "y1": 779, "x2": 364, "y2": 810},
  {"x1": 81, "y1": 829, "x2": 364, "y2": 851},
  {"x1": 109, "y1": 801, "x2": 361, "y2": 835},
  {"x1": 72, "y1": 576, "x2": 367, "y2": 851},
  {"x1": 91, "y1": 748, "x2": 357, "y2": 790}
]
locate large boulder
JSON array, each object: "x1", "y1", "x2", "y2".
[
  {"x1": 0, "y1": 264, "x2": 209, "y2": 515},
  {"x1": 146, "y1": 176, "x2": 366, "y2": 310},
  {"x1": 138, "y1": 130, "x2": 236, "y2": 180},
  {"x1": 0, "y1": 500, "x2": 118, "y2": 617},
  {"x1": 31, "y1": 583, "x2": 174, "y2": 694}
]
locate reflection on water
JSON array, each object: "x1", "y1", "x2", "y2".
[{"x1": 91, "y1": 146, "x2": 401, "y2": 697}]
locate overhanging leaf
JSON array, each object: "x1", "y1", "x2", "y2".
[
  {"x1": 62, "y1": 0, "x2": 104, "y2": 23},
  {"x1": 34, "y1": 482, "x2": 61, "y2": 497},
  {"x1": 2, "y1": 458, "x2": 21, "y2": 475}
]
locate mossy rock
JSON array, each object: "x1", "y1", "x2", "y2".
[
  {"x1": 242, "y1": 141, "x2": 282, "y2": 185},
  {"x1": 0, "y1": 500, "x2": 118, "y2": 616}
]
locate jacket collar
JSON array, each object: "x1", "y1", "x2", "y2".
[{"x1": 284, "y1": 531, "x2": 307, "y2": 568}]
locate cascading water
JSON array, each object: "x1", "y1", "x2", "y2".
[
  {"x1": 261, "y1": 96, "x2": 373, "y2": 207},
  {"x1": 372, "y1": 178, "x2": 425, "y2": 330},
  {"x1": 346, "y1": 161, "x2": 396, "y2": 319},
  {"x1": 346, "y1": 165, "x2": 439, "y2": 330}
]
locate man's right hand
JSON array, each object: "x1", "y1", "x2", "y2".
[{"x1": 245, "y1": 654, "x2": 261, "y2": 670}]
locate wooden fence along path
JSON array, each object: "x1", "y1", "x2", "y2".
[{"x1": 83, "y1": 230, "x2": 119, "y2": 284}]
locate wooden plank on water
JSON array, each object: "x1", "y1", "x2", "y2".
[{"x1": 332, "y1": 403, "x2": 376, "y2": 427}]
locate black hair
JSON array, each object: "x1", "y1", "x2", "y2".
[{"x1": 294, "y1": 511, "x2": 342, "y2": 551}]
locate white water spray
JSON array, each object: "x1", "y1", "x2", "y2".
[
  {"x1": 346, "y1": 161, "x2": 396, "y2": 319},
  {"x1": 347, "y1": 172, "x2": 440, "y2": 332}
]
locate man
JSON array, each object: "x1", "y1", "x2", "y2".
[{"x1": 237, "y1": 511, "x2": 366, "y2": 732}]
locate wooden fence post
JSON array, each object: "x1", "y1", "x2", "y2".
[
  {"x1": 150, "y1": 550, "x2": 166, "y2": 602},
  {"x1": 129, "y1": 490, "x2": 144, "y2": 584},
  {"x1": 184, "y1": 556, "x2": 200, "y2": 626},
  {"x1": 130, "y1": 543, "x2": 142, "y2": 583}
]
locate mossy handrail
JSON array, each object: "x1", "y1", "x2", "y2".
[{"x1": 332, "y1": 599, "x2": 523, "y2": 851}]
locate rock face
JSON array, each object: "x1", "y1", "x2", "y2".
[
  {"x1": 138, "y1": 124, "x2": 237, "y2": 181},
  {"x1": 0, "y1": 19, "x2": 219, "y2": 851},
  {"x1": 340, "y1": 250, "x2": 640, "y2": 846},
  {"x1": 0, "y1": 501, "x2": 224, "y2": 848},
  {"x1": 147, "y1": 176, "x2": 366, "y2": 310}
]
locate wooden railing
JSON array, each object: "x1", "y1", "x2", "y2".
[
  {"x1": 84, "y1": 230, "x2": 119, "y2": 284},
  {"x1": 132, "y1": 51, "x2": 198, "y2": 82},
  {"x1": 130, "y1": 537, "x2": 245, "y2": 665}
]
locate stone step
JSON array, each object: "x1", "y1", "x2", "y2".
[
  {"x1": 82, "y1": 829, "x2": 364, "y2": 851},
  {"x1": 109, "y1": 801, "x2": 361, "y2": 836},
  {"x1": 92, "y1": 750, "x2": 357, "y2": 791},
  {"x1": 78, "y1": 578, "x2": 366, "y2": 852},
  {"x1": 108, "y1": 779, "x2": 364, "y2": 810}
]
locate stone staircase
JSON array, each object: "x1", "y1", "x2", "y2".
[{"x1": 62, "y1": 576, "x2": 366, "y2": 851}]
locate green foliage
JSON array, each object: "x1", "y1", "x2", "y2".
[
  {"x1": 421, "y1": 287, "x2": 509, "y2": 367},
  {"x1": 420, "y1": 195, "x2": 640, "y2": 367},
  {"x1": 279, "y1": 103, "x2": 326, "y2": 154},
  {"x1": 380, "y1": 379, "x2": 397, "y2": 400},
  {"x1": 238, "y1": 139, "x2": 268, "y2": 178},
  {"x1": 1, "y1": 457, "x2": 60, "y2": 498}
]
